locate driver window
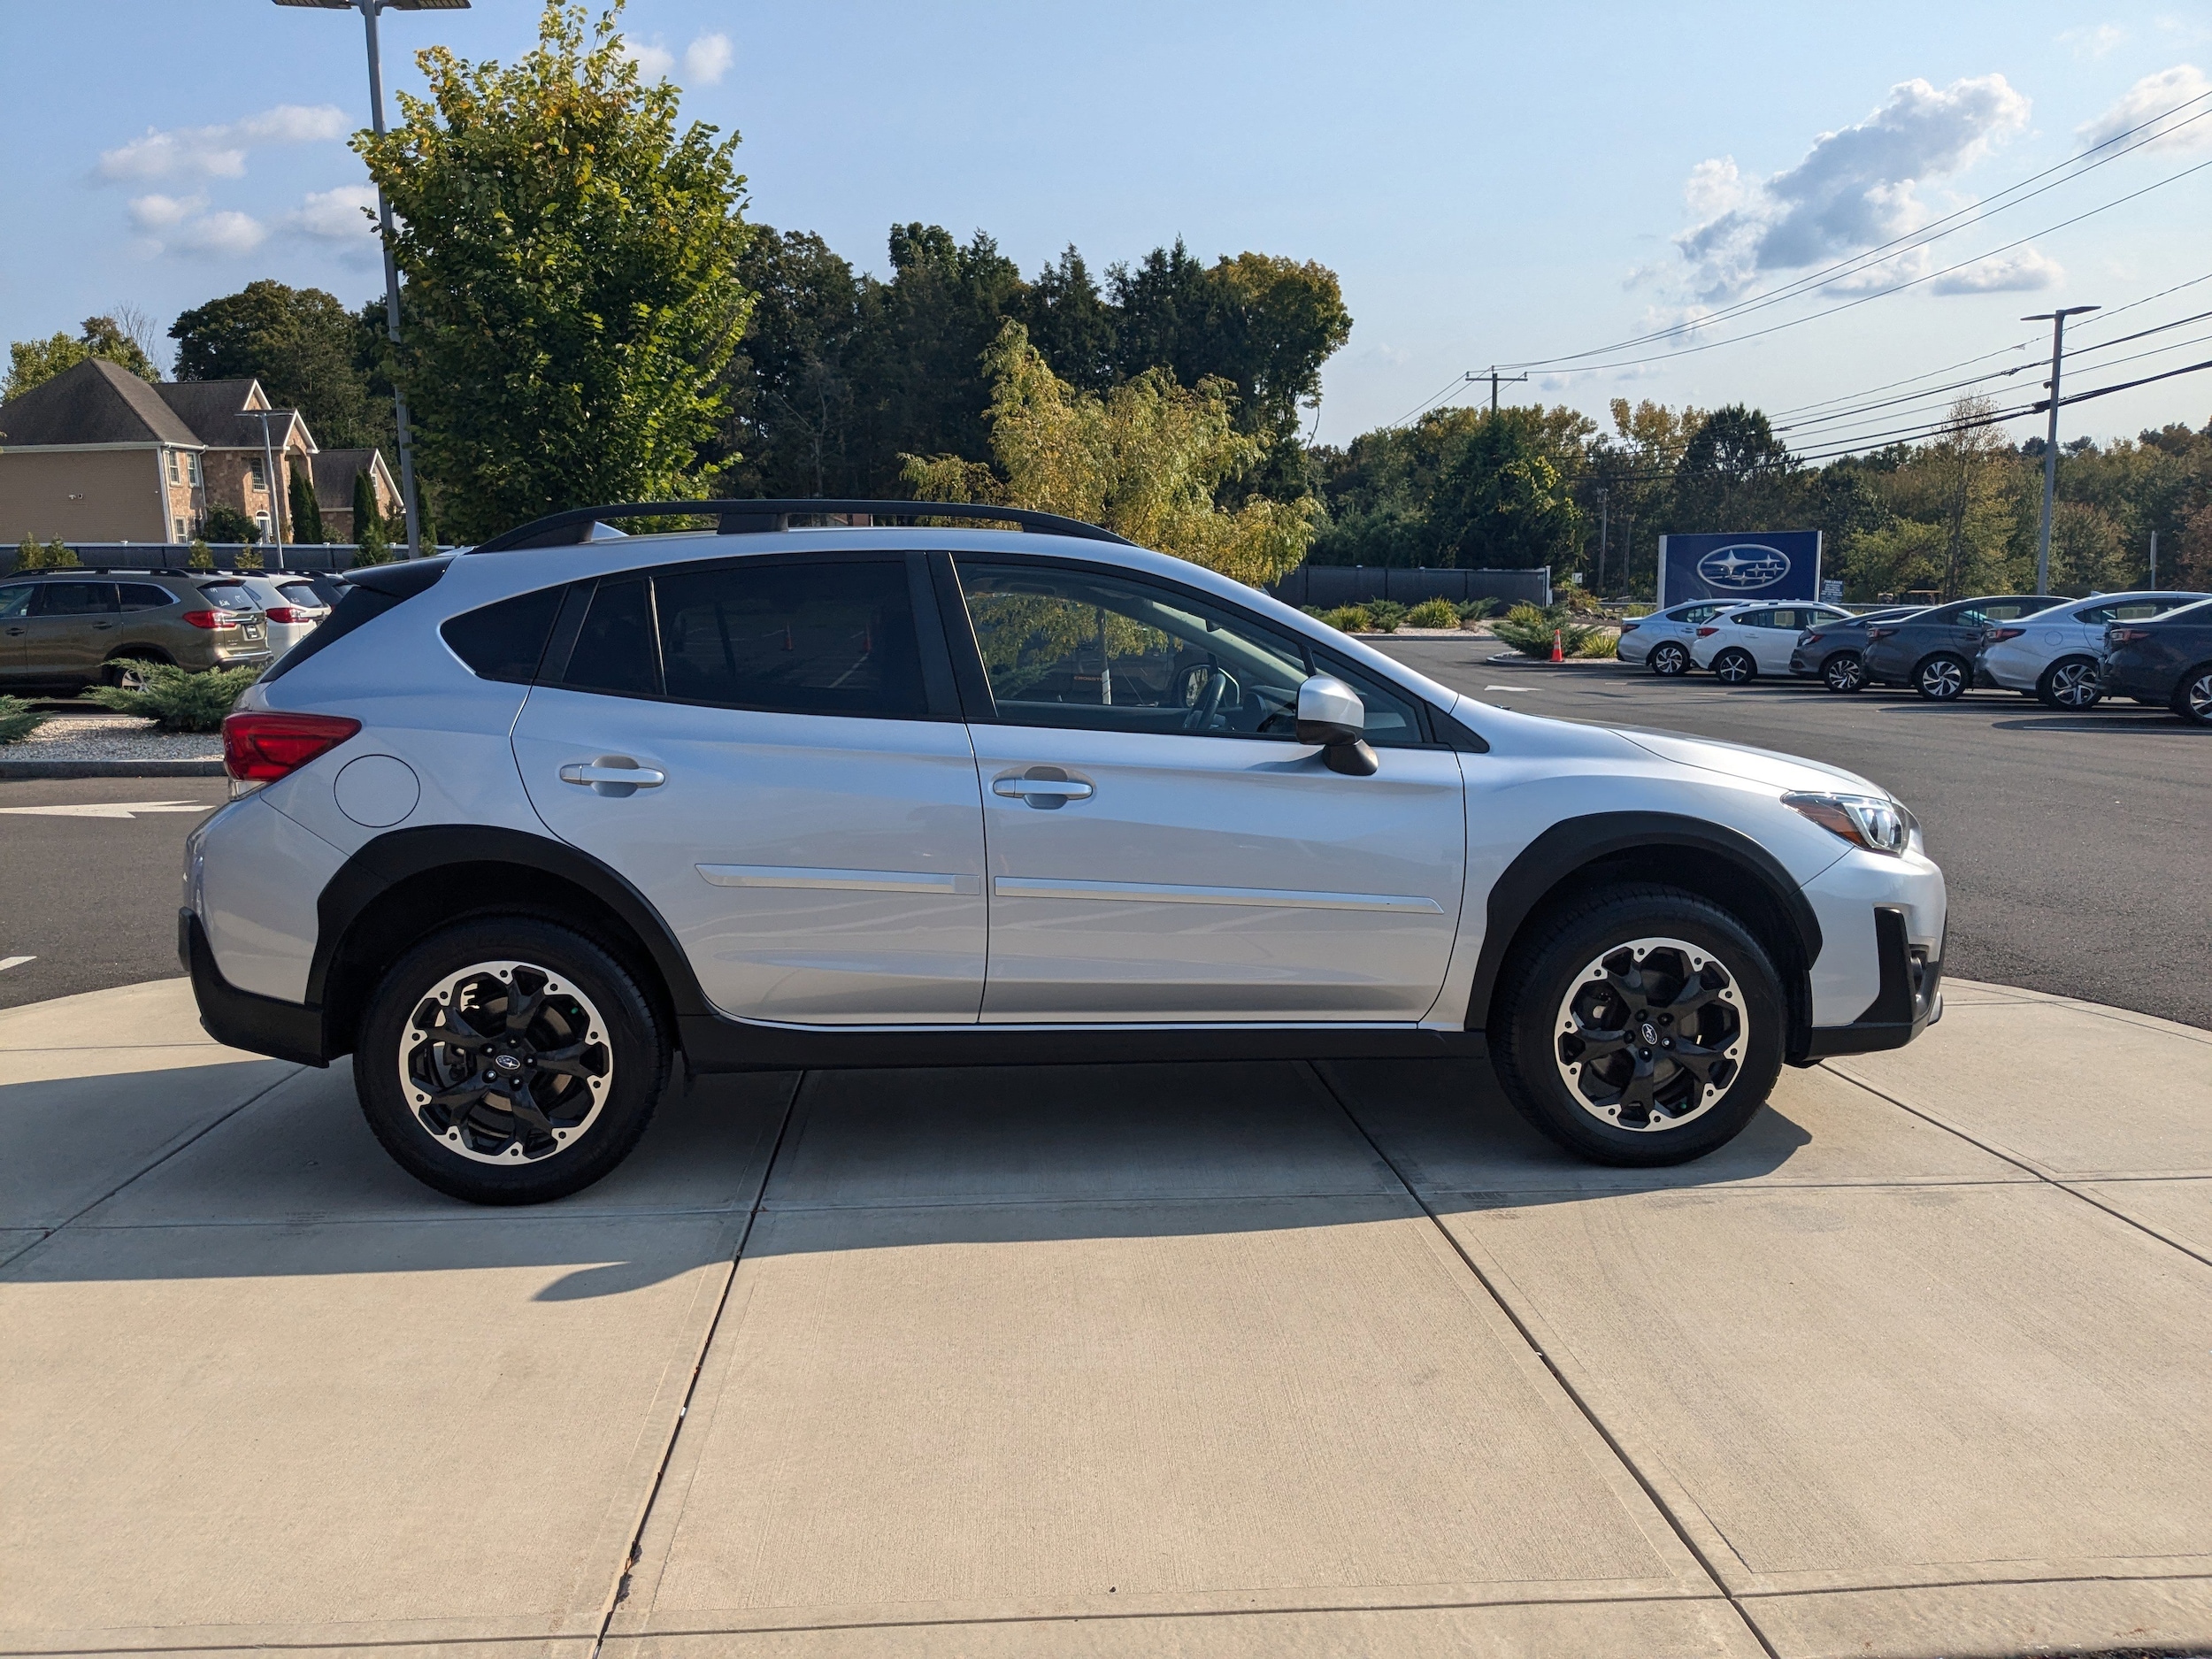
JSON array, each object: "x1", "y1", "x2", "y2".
[{"x1": 954, "y1": 559, "x2": 1310, "y2": 740}]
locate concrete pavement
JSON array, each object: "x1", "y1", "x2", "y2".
[{"x1": 2, "y1": 978, "x2": 2208, "y2": 1658}]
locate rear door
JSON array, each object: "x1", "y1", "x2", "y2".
[
  {"x1": 949, "y1": 555, "x2": 1466, "y2": 1024},
  {"x1": 23, "y1": 580, "x2": 119, "y2": 684},
  {"x1": 511, "y1": 551, "x2": 988, "y2": 1025},
  {"x1": 0, "y1": 584, "x2": 32, "y2": 682}
]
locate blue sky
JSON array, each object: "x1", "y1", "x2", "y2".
[{"x1": 4, "y1": 1, "x2": 2208, "y2": 451}]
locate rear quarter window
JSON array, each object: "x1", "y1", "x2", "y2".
[
  {"x1": 440, "y1": 584, "x2": 567, "y2": 684},
  {"x1": 119, "y1": 584, "x2": 178, "y2": 611}
]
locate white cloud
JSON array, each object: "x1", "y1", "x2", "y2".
[
  {"x1": 2060, "y1": 23, "x2": 2126, "y2": 59},
  {"x1": 620, "y1": 38, "x2": 676, "y2": 77},
  {"x1": 2077, "y1": 64, "x2": 2212, "y2": 156},
  {"x1": 1671, "y1": 74, "x2": 2030, "y2": 303},
  {"x1": 96, "y1": 104, "x2": 348, "y2": 182},
  {"x1": 684, "y1": 32, "x2": 733, "y2": 85},
  {"x1": 172, "y1": 211, "x2": 270, "y2": 258},
  {"x1": 127, "y1": 192, "x2": 203, "y2": 231},
  {"x1": 289, "y1": 183, "x2": 379, "y2": 242},
  {"x1": 1929, "y1": 246, "x2": 2064, "y2": 294}
]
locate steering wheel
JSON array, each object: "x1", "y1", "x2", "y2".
[{"x1": 1181, "y1": 665, "x2": 1232, "y2": 731}]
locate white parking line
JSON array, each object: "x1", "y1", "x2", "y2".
[
  {"x1": 0, "y1": 801, "x2": 210, "y2": 820},
  {"x1": 0, "y1": 956, "x2": 35, "y2": 973}
]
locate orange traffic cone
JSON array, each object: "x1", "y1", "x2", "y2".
[{"x1": 1549, "y1": 629, "x2": 1564, "y2": 663}]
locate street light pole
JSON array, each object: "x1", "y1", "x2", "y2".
[
  {"x1": 2024, "y1": 303, "x2": 2100, "y2": 595},
  {"x1": 275, "y1": 0, "x2": 468, "y2": 559}
]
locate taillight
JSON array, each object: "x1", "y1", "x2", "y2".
[
  {"x1": 1695, "y1": 626, "x2": 1720, "y2": 637},
  {"x1": 1985, "y1": 627, "x2": 2026, "y2": 643},
  {"x1": 222, "y1": 711, "x2": 361, "y2": 783},
  {"x1": 263, "y1": 605, "x2": 301, "y2": 624},
  {"x1": 1801, "y1": 631, "x2": 1825, "y2": 644},
  {"x1": 181, "y1": 609, "x2": 228, "y2": 630},
  {"x1": 2108, "y1": 626, "x2": 2155, "y2": 645},
  {"x1": 1618, "y1": 622, "x2": 1638, "y2": 633},
  {"x1": 1865, "y1": 626, "x2": 1897, "y2": 641}
]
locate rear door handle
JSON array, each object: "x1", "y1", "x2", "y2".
[
  {"x1": 992, "y1": 769, "x2": 1094, "y2": 808},
  {"x1": 559, "y1": 761, "x2": 666, "y2": 795}
]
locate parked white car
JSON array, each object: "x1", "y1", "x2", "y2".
[
  {"x1": 1616, "y1": 600, "x2": 1751, "y2": 675},
  {"x1": 1977, "y1": 589, "x2": 2211, "y2": 708},
  {"x1": 181, "y1": 500, "x2": 1945, "y2": 1204},
  {"x1": 236, "y1": 574, "x2": 332, "y2": 658},
  {"x1": 1690, "y1": 603, "x2": 1855, "y2": 683}
]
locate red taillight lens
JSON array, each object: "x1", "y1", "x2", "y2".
[
  {"x1": 222, "y1": 711, "x2": 361, "y2": 783},
  {"x1": 181, "y1": 609, "x2": 226, "y2": 629},
  {"x1": 2108, "y1": 626, "x2": 2154, "y2": 645},
  {"x1": 1618, "y1": 622, "x2": 1638, "y2": 633},
  {"x1": 262, "y1": 605, "x2": 301, "y2": 624},
  {"x1": 1985, "y1": 627, "x2": 2026, "y2": 642},
  {"x1": 1695, "y1": 626, "x2": 1720, "y2": 638},
  {"x1": 1865, "y1": 626, "x2": 1897, "y2": 641}
]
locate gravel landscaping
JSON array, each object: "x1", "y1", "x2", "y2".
[{"x1": 5, "y1": 715, "x2": 221, "y2": 762}]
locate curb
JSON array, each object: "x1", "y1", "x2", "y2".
[
  {"x1": 0, "y1": 758, "x2": 226, "y2": 780},
  {"x1": 1481, "y1": 652, "x2": 1624, "y2": 668}
]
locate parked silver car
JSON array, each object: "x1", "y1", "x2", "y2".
[
  {"x1": 1977, "y1": 589, "x2": 2209, "y2": 708},
  {"x1": 1616, "y1": 601, "x2": 1750, "y2": 675}
]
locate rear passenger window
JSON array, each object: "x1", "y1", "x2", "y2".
[
  {"x1": 33, "y1": 581, "x2": 117, "y2": 616},
  {"x1": 119, "y1": 584, "x2": 177, "y2": 611},
  {"x1": 1, "y1": 585, "x2": 36, "y2": 618},
  {"x1": 561, "y1": 577, "x2": 660, "y2": 698},
  {"x1": 442, "y1": 585, "x2": 565, "y2": 684},
  {"x1": 656, "y1": 560, "x2": 926, "y2": 718}
]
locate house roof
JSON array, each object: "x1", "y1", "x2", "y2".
[
  {"x1": 0, "y1": 356, "x2": 202, "y2": 448},
  {"x1": 311, "y1": 448, "x2": 395, "y2": 502},
  {"x1": 155, "y1": 380, "x2": 315, "y2": 451}
]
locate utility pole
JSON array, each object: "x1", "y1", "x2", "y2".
[
  {"x1": 250, "y1": 407, "x2": 288, "y2": 550},
  {"x1": 2024, "y1": 304, "x2": 2100, "y2": 595},
  {"x1": 1465, "y1": 366, "x2": 1529, "y2": 415},
  {"x1": 2150, "y1": 530, "x2": 2159, "y2": 586},
  {"x1": 1622, "y1": 512, "x2": 1636, "y2": 597},
  {"x1": 1596, "y1": 486, "x2": 1609, "y2": 595}
]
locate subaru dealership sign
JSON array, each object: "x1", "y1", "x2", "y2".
[{"x1": 1658, "y1": 531, "x2": 1821, "y2": 605}]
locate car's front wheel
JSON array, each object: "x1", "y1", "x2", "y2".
[
  {"x1": 2037, "y1": 657, "x2": 2101, "y2": 710},
  {"x1": 1711, "y1": 648, "x2": 1756, "y2": 685},
  {"x1": 1822, "y1": 651, "x2": 1866, "y2": 693},
  {"x1": 354, "y1": 918, "x2": 668, "y2": 1204},
  {"x1": 1489, "y1": 885, "x2": 1785, "y2": 1166},
  {"x1": 1648, "y1": 641, "x2": 1690, "y2": 677},
  {"x1": 2176, "y1": 663, "x2": 2212, "y2": 726},
  {"x1": 1914, "y1": 654, "x2": 1969, "y2": 701}
]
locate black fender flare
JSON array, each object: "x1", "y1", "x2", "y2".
[
  {"x1": 1464, "y1": 810, "x2": 1823, "y2": 1030},
  {"x1": 308, "y1": 823, "x2": 711, "y2": 1018}
]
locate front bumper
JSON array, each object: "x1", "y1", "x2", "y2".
[
  {"x1": 1800, "y1": 906, "x2": 1944, "y2": 1058},
  {"x1": 181, "y1": 908, "x2": 329, "y2": 1067}
]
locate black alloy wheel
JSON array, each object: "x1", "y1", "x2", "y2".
[
  {"x1": 2037, "y1": 657, "x2": 2101, "y2": 710},
  {"x1": 1711, "y1": 648, "x2": 1757, "y2": 685},
  {"x1": 1649, "y1": 641, "x2": 1690, "y2": 677},
  {"x1": 354, "y1": 918, "x2": 668, "y2": 1203},
  {"x1": 1489, "y1": 883, "x2": 1784, "y2": 1166},
  {"x1": 1822, "y1": 651, "x2": 1867, "y2": 693},
  {"x1": 1914, "y1": 654, "x2": 1969, "y2": 702},
  {"x1": 2177, "y1": 664, "x2": 2212, "y2": 726}
]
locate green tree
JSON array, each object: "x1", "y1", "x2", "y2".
[
  {"x1": 352, "y1": 511, "x2": 394, "y2": 566},
  {"x1": 1014, "y1": 246, "x2": 1117, "y2": 393},
  {"x1": 1671, "y1": 403, "x2": 1794, "y2": 530},
  {"x1": 288, "y1": 465, "x2": 327, "y2": 545},
  {"x1": 1428, "y1": 410, "x2": 1584, "y2": 569},
  {"x1": 202, "y1": 504, "x2": 259, "y2": 545},
  {"x1": 4, "y1": 316, "x2": 160, "y2": 399},
  {"x1": 715, "y1": 226, "x2": 865, "y2": 496},
  {"x1": 355, "y1": 1, "x2": 757, "y2": 541},
  {"x1": 902, "y1": 320, "x2": 1317, "y2": 588},
  {"x1": 14, "y1": 534, "x2": 81, "y2": 571},
  {"x1": 169, "y1": 280, "x2": 378, "y2": 450},
  {"x1": 350, "y1": 471, "x2": 383, "y2": 545}
]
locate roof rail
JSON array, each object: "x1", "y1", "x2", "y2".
[{"x1": 470, "y1": 498, "x2": 1138, "y2": 554}]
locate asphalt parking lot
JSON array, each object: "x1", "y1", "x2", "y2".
[{"x1": 1376, "y1": 641, "x2": 2212, "y2": 1031}]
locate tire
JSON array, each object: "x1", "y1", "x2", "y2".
[
  {"x1": 1913, "y1": 654, "x2": 1969, "y2": 701},
  {"x1": 1821, "y1": 651, "x2": 1866, "y2": 693},
  {"x1": 1648, "y1": 641, "x2": 1690, "y2": 677},
  {"x1": 1489, "y1": 884, "x2": 1786, "y2": 1166},
  {"x1": 353, "y1": 918, "x2": 669, "y2": 1204},
  {"x1": 2176, "y1": 663, "x2": 2212, "y2": 726},
  {"x1": 2036, "y1": 656, "x2": 2101, "y2": 710},
  {"x1": 1711, "y1": 648, "x2": 1756, "y2": 685},
  {"x1": 102, "y1": 654, "x2": 162, "y2": 691}
]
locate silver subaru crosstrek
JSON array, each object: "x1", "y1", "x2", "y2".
[{"x1": 182, "y1": 500, "x2": 1946, "y2": 1204}]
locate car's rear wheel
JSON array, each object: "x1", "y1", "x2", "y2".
[
  {"x1": 354, "y1": 918, "x2": 667, "y2": 1204},
  {"x1": 1489, "y1": 885, "x2": 1785, "y2": 1166},
  {"x1": 102, "y1": 654, "x2": 163, "y2": 691},
  {"x1": 1648, "y1": 641, "x2": 1690, "y2": 677},
  {"x1": 1711, "y1": 648, "x2": 1756, "y2": 685},
  {"x1": 2176, "y1": 663, "x2": 2212, "y2": 726},
  {"x1": 1821, "y1": 651, "x2": 1866, "y2": 693},
  {"x1": 1914, "y1": 654, "x2": 1969, "y2": 701},
  {"x1": 2037, "y1": 657, "x2": 2101, "y2": 710}
]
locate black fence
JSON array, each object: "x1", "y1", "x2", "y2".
[
  {"x1": 1268, "y1": 565, "x2": 1552, "y2": 610},
  {"x1": 1, "y1": 542, "x2": 446, "y2": 575}
]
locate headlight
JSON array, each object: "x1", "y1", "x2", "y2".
[{"x1": 1783, "y1": 791, "x2": 1919, "y2": 856}]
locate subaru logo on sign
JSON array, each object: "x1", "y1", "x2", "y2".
[{"x1": 1696, "y1": 542, "x2": 1791, "y2": 591}]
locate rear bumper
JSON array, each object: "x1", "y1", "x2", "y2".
[
  {"x1": 1800, "y1": 906, "x2": 1943, "y2": 1059},
  {"x1": 2098, "y1": 654, "x2": 2172, "y2": 703},
  {"x1": 180, "y1": 908, "x2": 329, "y2": 1067}
]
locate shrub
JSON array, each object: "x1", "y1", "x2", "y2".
[
  {"x1": 1557, "y1": 583, "x2": 1603, "y2": 616},
  {"x1": 235, "y1": 545, "x2": 265, "y2": 572},
  {"x1": 1365, "y1": 599, "x2": 1409, "y2": 633},
  {"x1": 202, "y1": 503, "x2": 259, "y2": 546},
  {"x1": 352, "y1": 513, "x2": 394, "y2": 566},
  {"x1": 187, "y1": 539, "x2": 215, "y2": 571},
  {"x1": 1575, "y1": 629, "x2": 1619, "y2": 658},
  {"x1": 0, "y1": 695, "x2": 47, "y2": 744},
  {"x1": 13, "y1": 535, "x2": 80, "y2": 572},
  {"x1": 87, "y1": 663, "x2": 259, "y2": 733},
  {"x1": 1404, "y1": 597, "x2": 1462, "y2": 629},
  {"x1": 1455, "y1": 597, "x2": 1500, "y2": 622},
  {"x1": 1492, "y1": 602, "x2": 1601, "y2": 658},
  {"x1": 1317, "y1": 604, "x2": 1373, "y2": 634}
]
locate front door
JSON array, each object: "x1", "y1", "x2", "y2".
[
  {"x1": 512, "y1": 553, "x2": 987, "y2": 1025},
  {"x1": 0, "y1": 584, "x2": 32, "y2": 682},
  {"x1": 951, "y1": 557, "x2": 1467, "y2": 1024}
]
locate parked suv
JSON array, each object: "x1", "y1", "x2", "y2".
[
  {"x1": 236, "y1": 573, "x2": 333, "y2": 659},
  {"x1": 1977, "y1": 589, "x2": 2209, "y2": 708},
  {"x1": 1861, "y1": 595, "x2": 2066, "y2": 701},
  {"x1": 2101, "y1": 596, "x2": 2212, "y2": 725},
  {"x1": 1616, "y1": 600, "x2": 1747, "y2": 675},
  {"x1": 181, "y1": 500, "x2": 1946, "y2": 1204},
  {"x1": 0, "y1": 570, "x2": 270, "y2": 691}
]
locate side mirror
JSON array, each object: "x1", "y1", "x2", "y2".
[{"x1": 1295, "y1": 674, "x2": 1379, "y2": 776}]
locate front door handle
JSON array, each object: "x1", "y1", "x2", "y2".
[
  {"x1": 992, "y1": 767, "x2": 1094, "y2": 810},
  {"x1": 559, "y1": 759, "x2": 666, "y2": 796}
]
